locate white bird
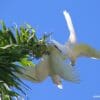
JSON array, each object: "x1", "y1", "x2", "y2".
[
  {"x1": 17, "y1": 44, "x2": 79, "y2": 89},
  {"x1": 51, "y1": 10, "x2": 100, "y2": 66},
  {"x1": 16, "y1": 10, "x2": 100, "y2": 89}
]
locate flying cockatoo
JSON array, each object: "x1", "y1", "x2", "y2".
[
  {"x1": 51, "y1": 10, "x2": 100, "y2": 66},
  {"x1": 17, "y1": 44, "x2": 79, "y2": 89}
]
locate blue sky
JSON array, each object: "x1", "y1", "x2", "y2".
[{"x1": 0, "y1": 0, "x2": 100, "y2": 100}]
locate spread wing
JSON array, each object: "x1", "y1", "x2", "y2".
[
  {"x1": 73, "y1": 44, "x2": 100, "y2": 59},
  {"x1": 51, "y1": 59, "x2": 79, "y2": 83},
  {"x1": 17, "y1": 55, "x2": 49, "y2": 83},
  {"x1": 63, "y1": 10, "x2": 76, "y2": 44},
  {"x1": 50, "y1": 46, "x2": 79, "y2": 83}
]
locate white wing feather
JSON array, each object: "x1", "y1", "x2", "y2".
[
  {"x1": 50, "y1": 46, "x2": 79, "y2": 83},
  {"x1": 17, "y1": 55, "x2": 49, "y2": 83},
  {"x1": 63, "y1": 10, "x2": 76, "y2": 43}
]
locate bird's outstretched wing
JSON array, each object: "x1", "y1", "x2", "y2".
[
  {"x1": 73, "y1": 44, "x2": 100, "y2": 59},
  {"x1": 50, "y1": 46, "x2": 79, "y2": 83},
  {"x1": 63, "y1": 10, "x2": 76, "y2": 44},
  {"x1": 52, "y1": 60, "x2": 80, "y2": 83},
  {"x1": 17, "y1": 55, "x2": 49, "y2": 83}
]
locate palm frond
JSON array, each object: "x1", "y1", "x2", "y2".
[{"x1": 0, "y1": 21, "x2": 50, "y2": 99}]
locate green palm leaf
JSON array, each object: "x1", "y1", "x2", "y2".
[{"x1": 0, "y1": 21, "x2": 49, "y2": 99}]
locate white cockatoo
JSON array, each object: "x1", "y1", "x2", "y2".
[
  {"x1": 17, "y1": 44, "x2": 79, "y2": 89},
  {"x1": 51, "y1": 10, "x2": 100, "y2": 66}
]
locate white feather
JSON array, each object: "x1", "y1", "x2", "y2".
[
  {"x1": 63, "y1": 10, "x2": 76, "y2": 43},
  {"x1": 57, "y1": 84, "x2": 63, "y2": 89},
  {"x1": 50, "y1": 46, "x2": 79, "y2": 83},
  {"x1": 91, "y1": 57, "x2": 98, "y2": 59}
]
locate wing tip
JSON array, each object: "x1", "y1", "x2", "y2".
[
  {"x1": 57, "y1": 84, "x2": 63, "y2": 89},
  {"x1": 63, "y1": 10, "x2": 69, "y2": 16}
]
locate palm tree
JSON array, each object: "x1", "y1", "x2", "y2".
[{"x1": 0, "y1": 21, "x2": 49, "y2": 100}]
